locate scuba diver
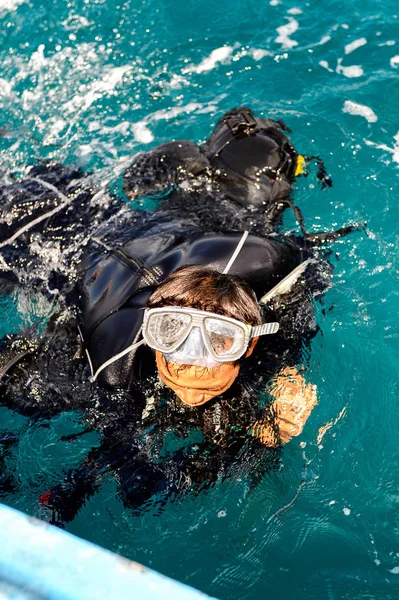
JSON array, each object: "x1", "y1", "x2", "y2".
[{"x1": 0, "y1": 107, "x2": 361, "y2": 526}]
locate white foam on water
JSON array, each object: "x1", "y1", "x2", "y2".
[
  {"x1": 168, "y1": 74, "x2": 189, "y2": 89},
  {"x1": 16, "y1": 288, "x2": 55, "y2": 327},
  {"x1": 393, "y1": 132, "x2": 399, "y2": 163},
  {"x1": 151, "y1": 102, "x2": 204, "y2": 122},
  {"x1": 275, "y1": 18, "x2": 299, "y2": 50},
  {"x1": 365, "y1": 132, "x2": 399, "y2": 164},
  {"x1": 130, "y1": 100, "x2": 220, "y2": 145},
  {"x1": 130, "y1": 103, "x2": 204, "y2": 145},
  {"x1": 0, "y1": 78, "x2": 13, "y2": 97},
  {"x1": 317, "y1": 35, "x2": 331, "y2": 45},
  {"x1": 21, "y1": 89, "x2": 37, "y2": 111},
  {"x1": 340, "y1": 65, "x2": 364, "y2": 77},
  {"x1": 378, "y1": 40, "x2": 395, "y2": 46},
  {"x1": 343, "y1": 508, "x2": 351, "y2": 516},
  {"x1": 196, "y1": 102, "x2": 224, "y2": 115},
  {"x1": 343, "y1": 100, "x2": 377, "y2": 123},
  {"x1": 62, "y1": 13, "x2": 91, "y2": 30},
  {"x1": 0, "y1": 0, "x2": 26, "y2": 11},
  {"x1": 390, "y1": 55, "x2": 399, "y2": 68},
  {"x1": 344, "y1": 37, "x2": 367, "y2": 54},
  {"x1": 186, "y1": 46, "x2": 234, "y2": 74},
  {"x1": 390, "y1": 567, "x2": 399, "y2": 575},
  {"x1": 98, "y1": 120, "x2": 132, "y2": 136},
  {"x1": 251, "y1": 48, "x2": 272, "y2": 60},
  {"x1": 270, "y1": 0, "x2": 280, "y2": 6},
  {"x1": 319, "y1": 60, "x2": 334, "y2": 72},
  {"x1": 47, "y1": 118, "x2": 68, "y2": 137},
  {"x1": 287, "y1": 7, "x2": 302, "y2": 15},
  {"x1": 131, "y1": 122, "x2": 154, "y2": 144},
  {"x1": 78, "y1": 144, "x2": 94, "y2": 157},
  {"x1": 336, "y1": 58, "x2": 364, "y2": 78},
  {"x1": 63, "y1": 65, "x2": 131, "y2": 113},
  {"x1": 28, "y1": 44, "x2": 48, "y2": 72}
]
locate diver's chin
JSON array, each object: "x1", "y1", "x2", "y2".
[
  {"x1": 155, "y1": 351, "x2": 240, "y2": 406},
  {"x1": 174, "y1": 388, "x2": 216, "y2": 407}
]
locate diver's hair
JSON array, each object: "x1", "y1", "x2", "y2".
[{"x1": 148, "y1": 265, "x2": 262, "y2": 326}]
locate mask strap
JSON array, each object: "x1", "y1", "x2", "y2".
[{"x1": 251, "y1": 322, "x2": 279, "y2": 338}]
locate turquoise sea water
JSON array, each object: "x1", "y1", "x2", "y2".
[{"x1": 1, "y1": 1, "x2": 399, "y2": 598}]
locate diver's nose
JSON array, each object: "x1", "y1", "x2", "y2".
[{"x1": 184, "y1": 326, "x2": 207, "y2": 357}]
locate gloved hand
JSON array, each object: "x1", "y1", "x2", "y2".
[{"x1": 249, "y1": 366, "x2": 318, "y2": 446}]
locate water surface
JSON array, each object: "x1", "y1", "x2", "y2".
[{"x1": 1, "y1": 1, "x2": 399, "y2": 598}]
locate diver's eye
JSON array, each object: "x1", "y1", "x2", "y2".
[
  {"x1": 147, "y1": 312, "x2": 191, "y2": 349},
  {"x1": 207, "y1": 331, "x2": 234, "y2": 355},
  {"x1": 204, "y1": 317, "x2": 245, "y2": 357}
]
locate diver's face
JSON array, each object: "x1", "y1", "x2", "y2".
[
  {"x1": 155, "y1": 351, "x2": 241, "y2": 406},
  {"x1": 145, "y1": 305, "x2": 260, "y2": 405}
]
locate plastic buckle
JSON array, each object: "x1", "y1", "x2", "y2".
[{"x1": 224, "y1": 111, "x2": 257, "y2": 136}]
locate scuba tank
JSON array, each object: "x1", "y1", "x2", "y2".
[{"x1": 203, "y1": 107, "x2": 364, "y2": 242}]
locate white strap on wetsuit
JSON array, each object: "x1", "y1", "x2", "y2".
[
  {"x1": 222, "y1": 230, "x2": 249, "y2": 274},
  {"x1": 89, "y1": 339, "x2": 145, "y2": 383},
  {"x1": 78, "y1": 324, "x2": 145, "y2": 383}
]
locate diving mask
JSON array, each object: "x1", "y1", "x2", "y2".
[{"x1": 142, "y1": 307, "x2": 279, "y2": 367}]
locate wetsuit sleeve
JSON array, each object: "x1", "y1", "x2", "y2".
[
  {"x1": 249, "y1": 367, "x2": 318, "y2": 447},
  {"x1": 0, "y1": 163, "x2": 122, "y2": 300},
  {"x1": 122, "y1": 140, "x2": 210, "y2": 198},
  {"x1": 0, "y1": 164, "x2": 108, "y2": 250},
  {"x1": 39, "y1": 445, "x2": 104, "y2": 526},
  {"x1": 0, "y1": 432, "x2": 18, "y2": 495},
  {"x1": 0, "y1": 267, "x2": 19, "y2": 295},
  {"x1": 39, "y1": 438, "x2": 220, "y2": 525},
  {"x1": 0, "y1": 304, "x2": 88, "y2": 420}
]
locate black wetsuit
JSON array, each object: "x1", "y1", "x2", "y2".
[
  {"x1": 79, "y1": 222, "x2": 305, "y2": 389},
  {"x1": 0, "y1": 172, "x2": 320, "y2": 525},
  {"x1": 0, "y1": 108, "x2": 336, "y2": 526}
]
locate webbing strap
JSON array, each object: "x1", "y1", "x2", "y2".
[
  {"x1": 206, "y1": 109, "x2": 257, "y2": 162},
  {"x1": 251, "y1": 322, "x2": 280, "y2": 337}
]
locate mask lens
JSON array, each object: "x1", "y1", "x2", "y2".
[
  {"x1": 204, "y1": 317, "x2": 245, "y2": 357},
  {"x1": 147, "y1": 312, "x2": 191, "y2": 349}
]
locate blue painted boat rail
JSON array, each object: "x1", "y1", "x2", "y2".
[{"x1": 0, "y1": 503, "x2": 218, "y2": 600}]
